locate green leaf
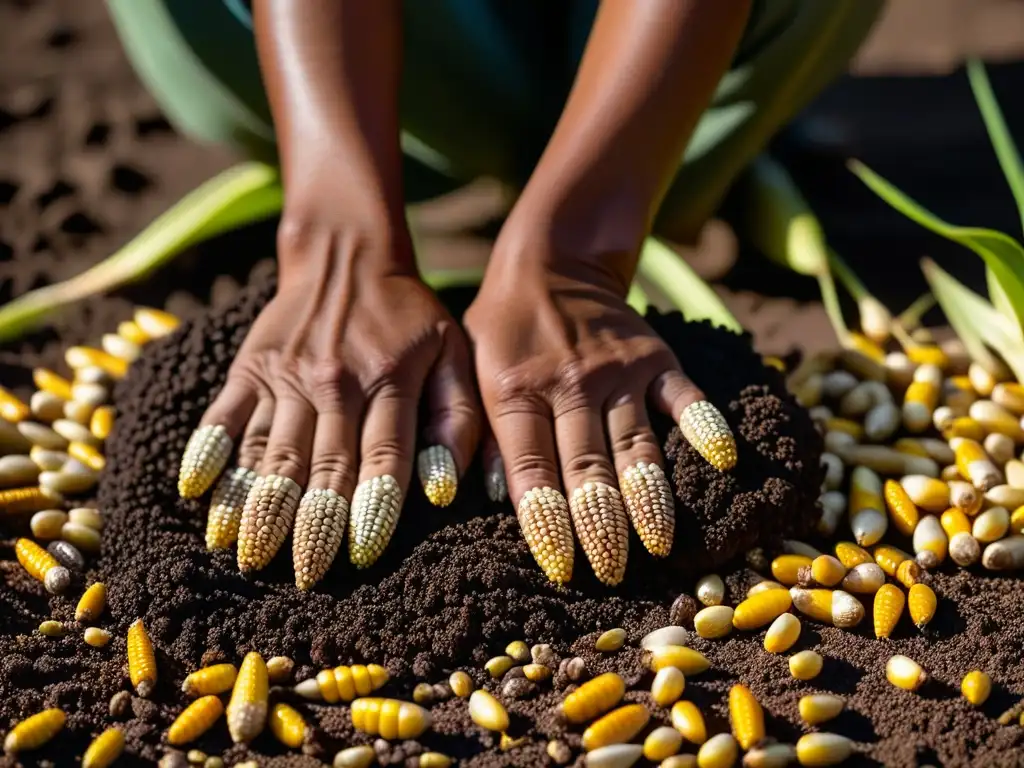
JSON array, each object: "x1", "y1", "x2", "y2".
[
  {"x1": 637, "y1": 237, "x2": 742, "y2": 333},
  {"x1": 967, "y1": 59, "x2": 1024, "y2": 232},
  {"x1": 850, "y1": 158, "x2": 1024, "y2": 336},
  {"x1": 921, "y1": 257, "x2": 1024, "y2": 381}
]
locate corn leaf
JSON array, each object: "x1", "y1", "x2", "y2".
[
  {"x1": 967, "y1": 59, "x2": 1024, "y2": 232},
  {"x1": 921, "y1": 257, "x2": 1024, "y2": 381},
  {"x1": 637, "y1": 237, "x2": 742, "y2": 332},
  {"x1": 850, "y1": 159, "x2": 1024, "y2": 336}
]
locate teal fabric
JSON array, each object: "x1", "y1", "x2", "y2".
[{"x1": 106, "y1": 0, "x2": 884, "y2": 236}]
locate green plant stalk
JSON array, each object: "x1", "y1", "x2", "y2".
[
  {"x1": 896, "y1": 292, "x2": 935, "y2": 332},
  {"x1": 0, "y1": 162, "x2": 283, "y2": 343},
  {"x1": 636, "y1": 237, "x2": 741, "y2": 332}
]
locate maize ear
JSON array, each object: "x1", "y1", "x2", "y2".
[
  {"x1": 873, "y1": 584, "x2": 905, "y2": 639},
  {"x1": 562, "y1": 672, "x2": 626, "y2": 723},
  {"x1": 581, "y1": 703, "x2": 650, "y2": 751},
  {"x1": 182, "y1": 663, "x2": 238, "y2": 697},
  {"x1": 295, "y1": 663, "x2": 389, "y2": 703},
  {"x1": 226, "y1": 651, "x2": 269, "y2": 743},
  {"x1": 82, "y1": 727, "x2": 125, "y2": 768},
  {"x1": 167, "y1": 696, "x2": 224, "y2": 745},
  {"x1": 728, "y1": 684, "x2": 764, "y2": 750},
  {"x1": 515, "y1": 486, "x2": 574, "y2": 584},
  {"x1": 884, "y1": 479, "x2": 920, "y2": 536},
  {"x1": 908, "y1": 583, "x2": 937, "y2": 629},
  {"x1": 269, "y1": 702, "x2": 307, "y2": 748},
  {"x1": 3, "y1": 708, "x2": 65, "y2": 753}
]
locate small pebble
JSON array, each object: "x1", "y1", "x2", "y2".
[
  {"x1": 503, "y1": 666, "x2": 525, "y2": 681},
  {"x1": 400, "y1": 741, "x2": 424, "y2": 757},
  {"x1": 389, "y1": 748, "x2": 406, "y2": 765},
  {"x1": 109, "y1": 691, "x2": 132, "y2": 719},
  {"x1": 669, "y1": 594, "x2": 699, "y2": 628},
  {"x1": 502, "y1": 678, "x2": 537, "y2": 699},
  {"x1": 375, "y1": 738, "x2": 392, "y2": 762},
  {"x1": 566, "y1": 657, "x2": 587, "y2": 682},
  {"x1": 531, "y1": 643, "x2": 557, "y2": 667},
  {"x1": 595, "y1": 628, "x2": 626, "y2": 652},
  {"x1": 47, "y1": 540, "x2": 85, "y2": 570},
  {"x1": 546, "y1": 740, "x2": 572, "y2": 765},
  {"x1": 745, "y1": 547, "x2": 769, "y2": 572},
  {"x1": 84, "y1": 627, "x2": 112, "y2": 648}
]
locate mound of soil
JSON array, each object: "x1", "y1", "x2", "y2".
[{"x1": 0, "y1": 270, "x2": 828, "y2": 766}]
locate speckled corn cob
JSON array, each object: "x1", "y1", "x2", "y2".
[
  {"x1": 485, "y1": 457, "x2": 507, "y2": 502},
  {"x1": 349, "y1": 475, "x2": 402, "y2": 568},
  {"x1": 293, "y1": 488, "x2": 349, "y2": 590},
  {"x1": 205, "y1": 466, "x2": 257, "y2": 550},
  {"x1": 227, "y1": 651, "x2": 269, "y2": 743},
  {"x1": 178, "y1": 424, "x2": 232, "y2": 499},
  {"x1": 237, "y1": 474, "x2": 301, "y2": 572},
  {"x1": 127, "y1": 619, "x2": 157, "y2": 697},
  {"x1": 679, "y1": 400, "x2": 737, "y2": 471},
  {"x1": 417, "y1": 445, "x2": 457, "y2": 507},
  {"x1": 569, "y1": 482, "x2": 629, "y2": 586},
  {"x1": 517, "y1": 487, "x2": 574, "y2": 584},
  {"x1": 1, "y1": 486, "x2": 61, "y2": 515},
  {"x1": 619, "y1": 462, "x2": 674, "y2": 557}
]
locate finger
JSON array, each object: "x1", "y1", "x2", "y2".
[
  {"x1": 490, "y1": 398, "x2": 574, "y2": 584},
  {"x1": 419, "y1": 332, "x2": 481, "y2": 508},
  {"x1": 481, "y1": 431, "x2": 507, "y2": 503},
  {"x1": 554, "y1": 406, "x2": 629, "y2": 587},
  {"x1": 293, "y1": 406, "x2": 360, "y2": 590},
  {"x1": 178, "y1": 379, "x2": 256, "y2": 499},
  {"x1": 237, "y1": 396, "x2": 316, "y2": 573},
  {"x1": 348, "y1": 389, "x2": 418, "y2": 569},
  {"x1": 205, "y1": 396, "x2": 274, "y2": 551},
  {"x1": 649, "y1": 368, "x2": 736, "y2": 472},
  {"x1": 606, "y1": 392, "x2": 674, "y2": 557}
]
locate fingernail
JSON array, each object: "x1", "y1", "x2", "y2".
[
  {"x1": 485, "y1": 457, "x2": 508, "y2": 502},
  {"x1": 679, "y1": 400, "x2": 737, "y2": 471},
  {"x1": 569, "y1": 482, "x2": 629, "y2": 587},
  {"x1": 237, "y1": 474, "x2": 302, "y2": 572},
  {"x1": 417, "y1": 445, "x2": 458, "y2": 507},
  {"x1": 349, "y1": 475, "x2": 402, "y2": 568},
  {"x1": 178, "y1": 424, "x2": 233, "y2": 499},
  {"x1": 206, "y1": 466, "x2": 257, "y2": 550},
  {"x1": 293, "y1": 488, "x2": 349, "y2": 590},
  {"x1": 620, "y1": 462, "x2": 675, "y2": 557},
  {"x1": 517, "y1": 487, "x2": 574, "y2": 585}
]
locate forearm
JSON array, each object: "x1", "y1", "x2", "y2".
[
  {"x1": 498, "y1": 0, "x2": 751, "y2": 290},
  {"x1": 253, "y1": 1, "x2": 412, "y2": 279}
]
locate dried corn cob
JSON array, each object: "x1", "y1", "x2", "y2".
[
  {"x1": 619, "y1": 461, "x2": 674, "y2": 556},
  {"x1": 873, "y1": 584, "x2": 905, "y2": 639},
  {"x1": 569, "y1": 482, "x2": 629, "y2": 586},
  {"x1": 884, "y1": 479, "x2": 920, "y2": 536},
  {"x1": 226, "y1": 651, "x2": 269, "y2": 743},
  {"x1": 3, "y1": 708, "x2": 65, "y2": 753},
  {"x1": 182, "y1": 664, "x2": 238, "y2": 697},
  {"x1": 82, "y1": 727, "x2": 124, "y2": 768},
  {"x1": 237, "y1": 473, "x2": 301, "y2": 572},
  {"x1": 515, "y1": 486, "x2": 574, "y2": 584},
  {"x1": 351, "y1": 698, "x2": 431, "y2": 739},
  {"x1": 417, "y1": 445, "x2": 458, "y2": 507},
  {"x1": 562, "y1": 672, "x2": 625, "y2": 723},
  {"x1": 178, "y1": 424, "x2": 232, "y2": 498},
  {"x1": 15, "y1": 538, "x2": 70, "y2": 594},
  {"x1": 205, "y1": 466, "x2": 256, "y2": 550},
  {"x1": 1, "y1": 486, "x2": 61, "y2": 515},
  {"x1": 294, "y1": 664, "x2": 389, "y2": 703},
  {"x1": 293, "y1": 487, "x2": 349, "y2": 590},
  {"x1": 127, "y1": 619, "x2": 157, "y2": 697},
  {"x1": 349, "y1": 474, "x2": 403, "y2": 569},
  {"x1": 167, "y1": 695, "x2": 224, "y2": 745},
  {"x1": 75, "y1": 582, "x2": 107, "y2": 622},
  {"x1": 269, "y1": 702, "x2": 306, "y2": 748},
  {"x1": 679, "y1": 400, "x2": 737, "y2": 471},
  {"x1": 729, "y1": 684, "x2": 764, "y2": 750},
  {"x1": 581, "y1": 704, "x2": 650, "y2": 751}
]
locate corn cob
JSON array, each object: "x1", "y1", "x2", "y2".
[
  {"x1": 679, "y1": 400, "x2": 737, "y2": 471},
  {"x1": 562, "y1": 672, "x2": 625, "y2": 723},
  {"x1": 874, "y1": 544, "x2": 912, "y2": 577},
  {"x1": 15, "y1": 537, "x2": 70, "y2": 594},
  {"x1": 581, "y1": 704, "x2": 650, "y2": 751},
  {"x1": 569, "y1": 482, "x2": 629, "y2": 586},
  {"x1": 237, "y1": 473, "x2": 301, "y2": 572},
  {"x1": 167, "y1": 695, "x2": 224, "y2": 745},
  {"x1": 75, "y1": 582, "x2": 107, "y2": 622},
  {"x1": 352, "y1": 698, "x2": 432, "y2": 739},
  {"x1": 205, "y1": 466, "x2": 257, "y2": 550},
  {"x1": 514, "y1": 486, "x2": 574, "y2": 584},
  {"x1": 226, "y1": 651, "x2": 269, "y2": 743},
  {"x1": 294, "y1": 664, "x2": 389, "y2": 702},
  {"x1": 127, "y1": 619, "x2": 157, "y2": 696},
  {"x1": 884, "y1": 479, "x2": 920, "y2": 536},
  {"x1": 182, "y1": 663, "x2": 238, "y2": 697},
  {"x1": 873, "y1": 584, "x2": 906, "y2": 639},
  {"x1": 293, "y1": 487, "x2": 349, "y2": 589},
  {"x1": 908, "y1": 583, "x2": 937, "y2": 628},
  {"x1": 834, "y1": 541, "x2": 873, "y2": 568},
  {"x1": 349, "y1": 474, "x2": 403, "y2": 569},
  {"x1": 729, "y1": 684, "x2": 764, "y2": 750},
  {"x1": 178, "y1": 424, "x2": 233, "y2": 498},
  {"x1": 2, "y1": 708, "x2": 65, "y2": 753},
  {"x1": 82, "y1": 727, "x2": 124, "y2": 768},
  {"x1": 417, "y1": 444, "x2": 458, "y2": 507},
  {"x1": 2, "y1": 486, "x2": 61, "y2": 515},
  {"x1": 619, "y1": 461, "x2": 674, "y2": 556}
]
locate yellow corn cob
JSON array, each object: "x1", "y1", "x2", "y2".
[
  {"x1": 417, "y1": 445, "x2": 458, "y2": 507},
  {"x1": 642, "y1": 645, "x2": 710, "y2": 675},
  {"x1": 873, "y1": 544, "x2": 911, "y2": 577},
  {"x1": 227, "y1": 651, "x2": 269, "y2": 742},
  {"x1": 206, "y1": 466, "x2": 257, "y2": 550},
  {"x1": 167, "y1": 695, "x2": 224, "y2": 745},
  {"x1": 351, "y1": 698, "x2": 432, "y2": 739},
  {"x1": 182, "y1": 663, "x2": 238, "y2": 697},
  {"x1": 886, "y1": 655, "x2": 927, "y2": 691},
  {"x1": 75, "y1": 582, "x2": 107, "y2": 622},
  {"x1": 798, "y1": 695, "x2": 845, "y2": 726},
  {"x1": 728, "y1": 684, "x2": 764, "y2": 750},
  {"x1": 582, "y1": 703, "x2": 650, "y2": 751},
  {"x1": 732, "y1": 588, "x2": 792, "y2": 630},
  {"x1": 679, "y1": 400, "x2": 737, "y2": 471},
  {"x1": 795, "y1": 734, "x2": 853, "y2": 767},
  {"x1": 515, "y1": 486, "x2": 575, "y2": 583},
  {"x1": 127, "y1": 619, "x2": 157, "y2": 697},
  {"x1": 810, "y1": 555, "x2": 847, "y2": 587},
  {"x1": 884, "y1": 479, "x2": 920, "y2": 536},
  {"x1": 650, "y1": 667, "x2": 686, "y2": 707},
  {"x1": 65, "y1": 347, "x2": 128, "y2": 378},
  {"x1": 961, "y1": 671, "x2": 992, "y2": 706},
  {"x1": 3, "y1": 708, "x2": 65, "y2": 753},
  {"x1": 953, "y1": 438, "x2": 1002, "y2": 490},
  {"x1": 468, "y1": 690, "x2": 508, "y2": 732},
  {"x1": 134, "y1": 307, "x2": 180, "y2": 337},
  {"x1": 82, "y1": 727, "x2": 125, "y2": 768},
  {"x1": 908, "y1": 583, "x2": 937, "y2": 629},
  {"x1": 771, "y1": 554, "x2": 811, "y2": 586},
  {"x1": 619, "y1": 461, "x2": 675, "y2": 556},
  {"x1": 237, "y1": 473, "x2": 301, "y2": 572},
  {"x1": 295, "y1": 663, "x2": 389, "y2": 703},
  {"x1": 895, "y1": 559, "x2": 923, "y2": 589},
  {"x1": 2, "y1": 487, "x2": 60, "y2": 515},
  {"x1": 90, "y1": 405, "x2": 114, "y2": 441},
  {"x1": 178, "y1": 423, "x2": 233, "y2": 499},
  {"x1": 670, "y1": 700, "x2": 707, "y2": 744},
  {"x1": 834, "y1": 541, "x2": 873, "y2": 568},
  {"x1": 15, "y1": 537, "x2": 70, "y2": 594},
  {"x1": 0, "y1": 386, "x2": 31, "y2": 423},
  {"x1": 569, "y1": 482, "x2": 630, "y2": 586},
  {"x1": 562, "y1": 672, "x2": 626, "y2": 723},
  {"x1": 269, "y1": 702, "x2": 307, "y2": 748},
  {"x1": 763, "y1": 613, "x2": 801, "y2": 653},
  {"x1": 293, "y1": 487, "x2": 349, "y2": 589},
  {"x1": 873, "y1": 584, "x2": 905, "y2": 639}
]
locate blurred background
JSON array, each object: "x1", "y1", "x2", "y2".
[{"x1": 1, "y1": 0, "x2": 1024, "y2": 362}]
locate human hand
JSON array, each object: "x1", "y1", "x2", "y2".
[
  {"x1": 177, "y1": 218, "x2": 480, "y2": 589},
  {"x1": 464, "y1": 255, "x2": 736, "y2": 586}
]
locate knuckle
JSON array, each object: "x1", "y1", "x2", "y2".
[
  {"x1": 505, "y1": 452, "x2": 559, "y2": 481},
  {"x1": 309, "y1": 450, "x2": 357, "y2": 492},
  {"x1": 238, "y1": 433, "x2": 269, "y2": 468},
  {"x1": 362, "y1": 354, "x2": 408, "y2": 394},
  {"x1": 489, "y1": 365, "x2": 534, "y2": 403},
  {"x1": 561, "y1": 451, "x2": 613, "y2": 481},
  {"x1": 610, "y1": 426, "x2": 660, "y2": 458},
  {"x1": 262, "y1": 443, "x2": 307, "y2": 478},
  {"x1": 361, "y1": 439, "x2": 408, "y2": 469}
]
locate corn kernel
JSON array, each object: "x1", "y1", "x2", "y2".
[
  {"x1": 3, "y1": 708, "x2": 65, "y2": 753},
  {"x1": 823, "y1": 417, "x2": 863, "y2": 440},
  {"x1": 763, "y1": 613, "x2": 801, "y2": 654},
  {"x1": 419, "y1": 753, "x2": 453, "y2": 768},
  {"x1": 269, "y1": 702, "x2": 306, "y2": 748},
  {"x1": 895, "y1": 559, "x2": 923, "y2": 588},
  {"x1": 908, "y1": 583, "x2": 937, "y2": 628},
  {"x1": 694, "y1": 606, "x2": 734, "y2": 639},
  {"x1": 900, "y1": 476, "x2": 949, "y2": 512},
  {"x1": 983, "y1": 535, "x2": 1024, "y2": 569},
  {"x1": 134, "y1": 306, "x2": 180, "y2": 337},
  {"x1": 168, "y1": 695, "x2": 224, "y2": 745},
  {"x1": 789, "y1": 650, "x2": 823, "y2": 681},
  {"x1": 413, "y1": 683, "x2": 435, "y2": 704},
  {"x1": 670, "y1": 700, "x2": 707, "y2": 744},
  {"x1": 904, "y1": 380, "x2": 940, "y2": 433},
  {"x1": 886, "y1": 654, "x2": 926, "y2": 691},
  {"x1": 295, "y1": 663, "x2": 389, "y2": 702},
  {"x1": 912, "y1": 515, "x2": 948, "y2": 569},
  {"x1": 38, "y1": 620, "x2": 65, "y2": 637},
  {"x1": 985, "y1": 484, "x2": 1024, "y2": 509},
  {"x1": 810, "y1": 555, "x2": 846, "y2": 587},
  {"x1": 449, "y1": 670, "x2": 473, "y2": 698},
  {"x1": 873, "y1": 584, "x2": 905, "y2": 639},
  {"x1": 2, "y1": 486, "x2": 62, "y2": 516},
  {"x1": 679, "y1": 400, "x2": 737, "y2": 471},
  {"x1": 643, "y1": 726, "x2": 683, "y2": 762},
  {"x1": 0, "y1": 455, "x2": 41, "y2": 489},
  {"x1": 0, "y1": 386, "x2": 30, "y2": 423},
  {"x1": 695, "y1": 574, "x2": 726, "y2": 606},
  {"x1": 795, "y1": 733, "x2": 853, "y2": 767},
  {"x1": 840, "y1": 562, "x2": 885, "y2": 594},
  {"x1": 469, "y1": 690, "x2": 508, "y2": 733},
  {"x1": 587, "y1": 744, "x2": 643, "y2": 768},
  {"x1": 973, "y1": 506, "x2": 1010, "y2": 543},
  {"x1": 984, "y1": 432, "x2": 1016, "y2": 465},
  {"x1": 65, "y1": 347, "x2": 128, "y2": 378},
  {"x1": 485, "y1": 655, "x2": 514, "y2": 678},
  {"x1": 596, "y1": 628, "x2": 626, "y2": 652},
  {"x1": 771, "y1": 555, "x2": 812, "y2": 586},
  {"x1": 970, "y1": 399, "x2": 1024, "y2": 440},
  {"x1": 75, "y1": 582, "x2": 107, "y2": 622},
  {"x1": 790, "y1": 587, "x2": 864, "y2": 628},
  {"x1": 741, "y1": 743, "x2": 797, "y2": 768},
  {"x1": 727, "y1": 684, "x2": 763, "y2": 751},
  {"x1": 884, "y1": 479, "x2": 919, "y2": 536},
  {"x1": 950, "y1": 531, "x2": 983, "y2": 566},
  {"x1": 90, "y1": 406, "x2": 114, "y2": 441},
  {"x1": 642, "y1": 645, "x2": 710, "y2": 675},
  {"x1": 799, "y1": 695, "x2": 845, "y2": 726},
  {"x1": 952, "y1": 437, "x2": 1002, "y2": 490},
  {"x1": 873, "y1": 544, "x2": 911, "y2": 577},
  {"x1": 582, "y1": 703, "x2": 650, "y2": 751},
  {"x1": 524, "y1": 663, "x2": 551, "y2": 682},
  {"x1": 82, "y1": 727, "x2": 124, "y2": 768},
  {"x1": 834, "y1": 541, "x2": 873, "y2": 568},
  {"x1": 732, "y1": 588, "x2": 792, "y2": 630},
  {"x1": 944, "y1": 417, "x2": 985, "y2": 441},
  {"x1": 747, "y1": 580, "x2": 786, "y2": 597},
  {"x1": 961, "y1": 671, "x2": 992, "y2": 706},
  {"x1": 84, "y1": 627, "x2": 111, "y2": 647},
  {"x1": 651, "y1": 667, "x2": 686, "y2": 707},
  {"x1": 334, "y1": 746, "x2": 376, "y2": 768},
  {"x1": 696, "y1": 733, "x2": 738, "y2": 768},
  {"x1": 562, "y1": 672, "x2": 625, "y2": 723},
  {"x1": 182, "y1": 663, "x2": 238, "y2": 697}
]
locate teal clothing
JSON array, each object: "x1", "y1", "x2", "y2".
[{"x1": 106, "y1": 0, "x2": 883, "y2": 241}]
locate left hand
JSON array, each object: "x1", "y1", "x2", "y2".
[{"x1": 464, "y1": 252, "x2": 733, "y2": 586}]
